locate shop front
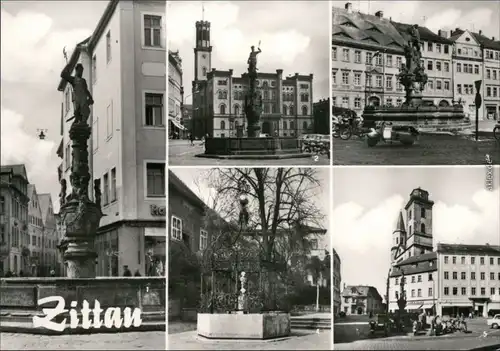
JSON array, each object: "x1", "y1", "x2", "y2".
[
  {"x1": 169, "y1": 116, "x2": 186, "y2": 139},
  {"x1": 145, "y1": 227, "x2": 166, "y2": 277}
]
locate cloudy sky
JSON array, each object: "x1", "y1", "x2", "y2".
[
  {"x1": 332, "y1": 1, "x2": 500, "y2": 37},
  {"x1": 168, "y1": 1, "x2": 330, "y2": 104},
  {"x1": 1, "y1": 1, "x2": 107, "y2": 211},
  {"x1": 171, "y1": 167, "x2": 331, "y2": 250},
  {"x1": 333, "y1": 166, "x2": 500, "y2": 297}
]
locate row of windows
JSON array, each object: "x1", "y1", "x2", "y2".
[
  {"x1": 486, "y1": 86, "x2": 499, "y2": 98},
  {"x1": 29, "y1": 215, "x2": 42, "y2": 228},
  {"x1": 217, "y1": 90, "x2": 310, "y2": 102},
  {"x1": 171, "y1": 215, "x2": 208, "y2": 250},
  {"x1": 444, "y1": 271, "x2": 500, "y2": 280},
  {"x1": 396, "y1": 288, "x2": 433, "y2": 298},
  {"x1": 30, "y1": 235, "x2": 57, "y2": 249},
  {"x1": 444, "y1": 255, "x2": 500, "y2": 265},
  {"x1": 444, "y1": 286, "x2": 500, "y2": 296},
  {"x1": 395, "y1": 273, "x2": 433, "y2": 286},
  {"x1": 333, "y1": 47, "x2": 406, "y2": 67},
  {"x1": 216, "y1": 103, "x2": 309, "y2": 116},
  {"x1": 218, "y1": 120, "x2": 309, "y2": 131}
]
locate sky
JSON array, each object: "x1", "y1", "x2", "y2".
[
  {"x1": 167, "y1": 1, "x2": 330, "y2": 104},
  {"x1": 1, "y1": 1, "x2": 107, "y2": 211},
  {"x1": 332, "y1": 1, "x2": 500, "y2": 38},
  {"x1": 171, "y1": 167, "x2": 331, "y2": 250},
  {"x1": 332, "y1": 166, "x2": 500, "y2": 298}
]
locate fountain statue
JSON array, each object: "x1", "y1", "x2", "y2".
[
  {"x1": 362, "y1": 24, "x2": 468, "y2": 132},
  {"x1": 244, "y1": 45, "x2": 264, "y2": 137},
  {"x1": 58, "y1": 61, "x2": 102, "y2": 278}
]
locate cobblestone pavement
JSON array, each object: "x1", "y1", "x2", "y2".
[
  {"x1": 332, "y1": 134, "x2": 499, "y2": 165},
  {"x1": 0, "y1": 331, "x2": 166, "y2": 350},
  {"x1": 168, "y1": 329, "x2": 332, "y2": 350},
  {"x1": 168, "y1": 141, "x2": 329, "y2": 166}
]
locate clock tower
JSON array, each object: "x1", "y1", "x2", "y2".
[{"x1": 194, "y1": 20, "x2": 212, "y2": 82}]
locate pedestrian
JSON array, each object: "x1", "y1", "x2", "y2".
[
  {"x1": 123, "y1": 265, "x2": 132, "y2": 276},
  {"x1": 190, "y1": 132, "x2": 195, "y2": 146},
  {"x1": 134, "y1": 269, "x2": 141, "y2": 277}
]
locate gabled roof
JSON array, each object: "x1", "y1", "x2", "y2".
[
  {"x1": 392, "y1": 21, "x2": 453, "y2": 45},
  {"x1": 332, "y1": 7, "x2": 406, "y2": 52},
  {"x1": 437, "y1": 243, "x2": 500, "y2": 255},
  {"x1": 0, "y1": 164, "x2": 29, "y2": 183},
  {"x1": 342, "y1": 285, "x2": 383, "y2": 301},
  {"x1": 27, "y1": 184, "x2": 36, "y2": 199},
  {"x1": 395, "y1": 252, "x2": 437, "y2": 267},
  {"x1": 449, "y1": 28, "x2": 465, "y2": 42},
  {"x1": 391, "y1": 252, "x2": 437, "y2": 277},
  {"x1": 38, "y1": 194, "x2": 53, "y2": 225},
  {"x1": 168, "y1": 170, "x2": 206, "y2": 210}
]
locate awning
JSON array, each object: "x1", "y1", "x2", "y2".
[
  {"x1": 169, "y1": 117, "x2": 186, "y2": 130},
  {"x1": 422, "y1": 304, "x2": 434, "y2": 310},
  {"x1": 406, "y1": 305, "x2": 421, "y2": 310},
  {"x1": 145, "y1": 227, "x2": 166, "y2": 237}
]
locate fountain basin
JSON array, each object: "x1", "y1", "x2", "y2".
[
  {"x1": 197, "y1": 312, "x2": 291, "y2": 339},
  {"x1": 196, "y1": 137, "x2": 310, "y2": 160},
  {"x1": 362, "y1": 105, "x2": 471, "y2": 132},
  {"x1": 0, "y1": 277, "x2": 165, "y2": 334}
]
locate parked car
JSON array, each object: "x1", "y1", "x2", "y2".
[{"x1": 487, "y1": 314, "x2": 500, "y2": 329}]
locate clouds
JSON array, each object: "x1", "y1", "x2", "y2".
[
  {"x1": 168, "y1": 1, "x2": 329, "y2": 103},
  {"x1": 1, "y1": 108, "x2": 60, "y2": 207},
  {"x1": 333, "y1": 187, "x2": 500, "y2": 295},
  {"x1": 1, "y1": 9, "x2": 91, "y2": 84}
]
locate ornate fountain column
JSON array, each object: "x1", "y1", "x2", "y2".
[
  {"x1": 237, "y1": 271, "x2": 247, "y2": 313},
  {"x1": 58, "y1": 62, "x2": 102, "y2": 278},
  {"x1": 244, "y1": 45, "x2": 263, "y2": 137}
]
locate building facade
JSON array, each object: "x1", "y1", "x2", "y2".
[
  {"x1": 0, "y1": 165, "x2": 29, "y2": 276},
  {"x1": 313, "y1": 98, "x2": 330, "y2": 134},
  {"x1": 437, "y1": 244, "x2": 500, "y2": 317},
  {"x1": 333, "y1": 247, "x2": 342, "y2": 315},
  {"x1": 168, "y1": 50, "x2": 185, "y2": 139},
  {"x1": 57, "y1": 0, "x2": 166, "y2": 277},
  {"x1": 341, "y1": 284, "x2": 384, "y2": 315},
  {"x1": 27, "y1": 185, "x2": 44, "y2": 276},
  {"x1": 38, "y1": 194, "x2": 60, "y2": 275},
  {"x1": 192, "y1": 20, "x2": 314, "y2": 138},
  {"x1": 332, "y1": 2, "x2": 500, "y2": 117}
]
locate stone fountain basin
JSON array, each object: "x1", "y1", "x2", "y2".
[
  {"x1": 0, "y1": 277, "x2": 166, "y2": 334},
  {"x1": 197, "y1": 311, "x2": 291, "y2": 339}
]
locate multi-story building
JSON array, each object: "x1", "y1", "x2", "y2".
[
  {"x1": 333, "y1": 247, "x2": 342, "y2": 315},
  {"x1": 168, "y1": 50, "x2": 185, "y2": 139},
  {"x1": 191, "y1": 20, "x2": 314, "y2": 138},
  {"x1": 473, "y1": 31, "x2": 500, "y2": 120},
  {"x1": 341, "y1": 284, "x2": 384, "y2": 315},
  {"x1": 437, "y1": 244, "x2": 500, "y2": 317},
  {"x1": 57, "y1": 0, "x2": 166, "y2": 277},
  {"x1": 313, "y1": 98, "x2": 330, "y2": 134},
  {"x1": 38, "y1": 193, "x2": 60, "y2": 275},
  {"x1": 0, "y1": 165, "x2": 30, "y2": 276},
  {"x1": 27, "y1": 185, "x2": 44, "y2": 276}
]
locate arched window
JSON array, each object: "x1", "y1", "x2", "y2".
[
  {"x1": 420, "y1": 223, "x2": 425, "y2": 234},
  {"x1": 218, "y1": 91, "x2": 224, "y2": 99},
  {"x1": 283, "y1": 121, "x2": 288, "y2": 130},
  {"x1": 234, "y1": 104, "x2": 240, "y2": 116},
  {"x1": 263, "y1": 81, "x2": 269, "y2": 88},
  {"x1": 283, "y1": 105, "x2": 288, "y2": 115},
  {"x1": 302, "y1": 121, "x2": 308, "y2": 130},
  {"x1": 304, "y1": 93, "x2": 309, "y2": 102},
  {"x1": 302, "y1": 105, "x2": 308, "y2": 115},
  {"x1": 220, "y1": 104, "x2": 226, "y2": 115},
  {"x1": 220, "y1": 120, "x2": 226, "y2": 130},
  {"x1": 264, "y1": 91, "x2": 269, "y2": 100},
  {"x1": 202, "y1": 67, "x2": 207, "y2": 76},
  {"x1": 222, "y1": 91, "x2": 228, "y2": 99},
  {"x1": 289, "y1": 105, "x2": 295, "y2": 115}
]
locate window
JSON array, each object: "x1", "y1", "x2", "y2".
[
  {"x1": 457, "y1": 63, "x2": 461, "y2": 72},
  {"x1": 417, "y1": 275, "x2": 422, "y2": 282},
  {"x1": 366, "y1": 52, "x2": 373, "y2": 64},
  {"x1": 396, "y1": 57, "x2": 402, "y2": 68},
  {"x1": 145, "y1": 93, "x2": 164, "y2": 126},
  {"x1": 417, "y1": 289, "x2": 421, "y2": 297},
  {"x1": 444, "y1": 287, "x2": 449, "y2": 295},
  {"x1": 92, "y1": 55, "x2": 97, "y2": 84},
  {"x1": 491, "y1": 257, "x2": 495, "y2": 265},
  {"x1": 354, "y1": 72, "x2": 361, "y2": 85},
  {"x1": 386, "y1": 75, "x2": 392, "y2": 89},
  {"x1": 491, "y1": 272, "x2": 495, "y2": 280},
  {"x1": 475, "y1": 65, "x2": 479, "y2": 74},
  {"x1": 332, "y1": 47, "x2": 337, "y2": 60},
  {"x1": 428, "y1": 80, "x2": 434, "y2": 90},
  {"x1": 411, "y1": 289, "x2": 415, "y2": 297},
  {"x1": 219, "y1": 104, "x2": 226, "y2": 115},
  {"x1": 452, "y1": 256, "x2": 456, "y2": 264},
  {"x1": 387, "y1": 55, "x2": 392, "y2": 67},
  {"x1": 302, "y1": 106, "x2": 308, "y2": 116},
  {"x1": 200, "y1": 229, "x2": 208, "y2": 250},
  {"x1": 302, "y1": 121, "x2": 308, "y2": 131},
  {"x1": 412, "y1": 276, "x2": 415, "y2": 283},
  {"x1": 480, "y1": 272, "x2": 485, "y2": 280},
  {"x1": 103, "y1": 173, "x2": 109, "y2": 205},
  {"x1": 452, "y1": 272, "x2": 457, "y2": 280},
  {"x1": 110, "y1": 168, "x2": 116, "y2": 202},
  {"x1": 171, "y1": 216, "x2": 182, "y2": 241},
  {"x1": 427, "y1": 61, "x2": 433, "y2": 71},
  {"x1": 487, "y1": 69, "x2": 491, "y2": 79},
  {"x1": 480, "y1": 257, "x2": 485, "y2": 265},
  {"x1": 471, "y1": 257, "x2": 475, "y2": 264},
  {"x1": 354, "y1": 50, "x2": 361, "y2": 63},
  {"x1": 354, "y1": 97, "x2": 361, "y2": 108},
  {"x1": 427, "y1": 42, "x2": 433, "y2": 51},
  {"x1": 0, "y1": 196, "x2": 4, "y2": 214},
  {"x1": 491, "y1": 288, "x2": 496, "y2": 296},
  {"x1": 453, "y1": 287, "x2": 458, "y2": 296},
  {"x1": 220, "y1": 120, "x2": 226, "y2": 130},
  {"x1": 494, "y1": 70, "x2": 498, "y2": 80},
  {"x1": 376, "y1": 75, "x2": 382, "y2": 87},
  {"x1": 106, "y1": 31, "x2": 111, "y2": 63},
  {"x1": 342, "y1": 97, "x2": 349, "y2": 107},
  {"x1": 342, "y1": 48, "x2": 349, "y2": 61},
  {"x1": 332, "y1": 71, "x2": 337, "y2": 85},
  {"x1": 487, "y1": 87, "x2": 491, "y2": 97},
  {"x1": 444, "y1": 271, "x2": 449, "y2": 279},
  {"x1": 444, "y1": 62, "x2": 449, "y2": 72},
  {"x1": 461, "y1": 272, "x2": 466, "y2": 279},
  {"x1": 445, "y1": 81, "x2": 450, "y2": 90},
  {"x1": 146, "y1": 163, "x2": 165, "y2": 197},
  {"x1": 144, "y1": 14, "x2": 162, "y2": 47},
  {"x1": 106, "y1": 101, "x2": 113, "y2": 138},
  {"x1": 283, "y1": 105, "x2": 288, "y2": 116},
  {"x1": 471, "y1": 272, "x2": 476, "y2": 280},
  {"x1": 481, "y1": 287, "x2": 486, "y2": 296},
  {"x1": 428, "y1": 273, "x2": 433, "y2": 281},
  {"x1": 436, "y1": 61, "x2": 441, "y2": 71},
  {"x1": 375, "y1": 54, "x2": 383, "y2": 66},
  {"x1": 457, "y1": 84, "x2": 462, "y2": 94},
  {"x1": 471, "y1": 287, "x2": 476, "y2": 295},
  {"x1": 421, "y1": 207, "x2": 426, "y2": 218},
  {"x1": 342, "y1": 72, "x2": 349, "y2": 85},
  {"x1": 428, "y1": 287, "x2": 432, "y2": 296}
]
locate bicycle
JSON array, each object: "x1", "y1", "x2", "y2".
[{"x1": 332, "y1": 119, "x2": 352, "y2": 140}]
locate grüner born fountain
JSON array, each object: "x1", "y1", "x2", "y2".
[
  {"x1": 0, "y1": 48, "x2": 165, "y2": 335},
  {"x1": 362, "y1": 24, "x2": 470, "y2": 132}
]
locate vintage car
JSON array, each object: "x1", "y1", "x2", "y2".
[{"x1": 487, "y1": 314, "x2": 500, "y2": 329}]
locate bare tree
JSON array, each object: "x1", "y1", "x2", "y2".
[{"x1": 194, "y1": 168, "x2": 326, "y2": 310}]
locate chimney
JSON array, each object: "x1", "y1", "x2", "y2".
[
  {"x1": 375, "y1": 10, "x2": 384, "y2": 18},
  {"x1": 479, "y1": 30, "x2": 482, "y2": 35},
  {"x1": 345, "y1": 2, "x2": 352, "y2": 13}
]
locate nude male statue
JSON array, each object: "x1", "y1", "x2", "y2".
[{"x1": 60, "y1": 63, "x2": 94, "y2": 123}]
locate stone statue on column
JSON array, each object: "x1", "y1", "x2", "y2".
[{"x1": 237, "y1": 271, "x2": 248, "y2": 312}]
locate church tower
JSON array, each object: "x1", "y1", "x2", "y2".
[
  {"x1": 391, "y1": 211, "x2": 407, "y2": 266},
  {"x1": 404, "y1": 188, "x2": 434, "y2": 257},
  {"x1": 193, "y1": 20, "x2": 212, "y2": 82}
]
